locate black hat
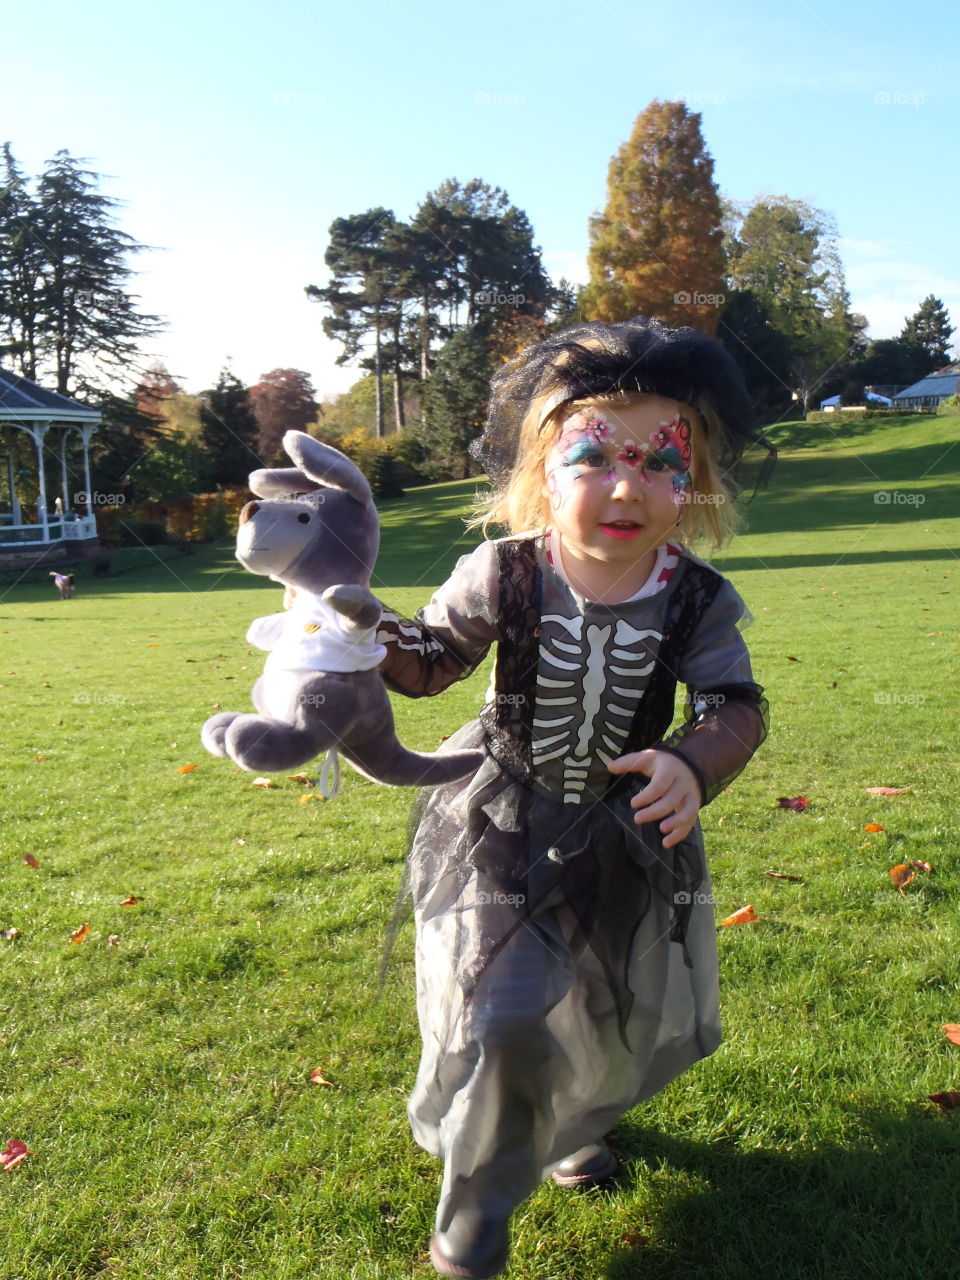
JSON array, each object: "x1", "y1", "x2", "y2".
[{"x1": 471, "y1": 316, "x2": 776, "y2": 494}]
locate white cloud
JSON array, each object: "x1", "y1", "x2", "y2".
[{"x1": 840, "y1": 237, "x2": 960, "y2": 350}]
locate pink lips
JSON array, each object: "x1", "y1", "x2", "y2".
[{"x1": 599, "y1": 522, "x2": 643, "y2": 540}]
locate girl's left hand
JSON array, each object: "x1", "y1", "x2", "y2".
[{"x1": 607, "y1": 748, "x2": 701, "y2": 848}]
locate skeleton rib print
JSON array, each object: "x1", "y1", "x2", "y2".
[{"x1": 532, "y1": 613, "x2": 662, "y2": 803}]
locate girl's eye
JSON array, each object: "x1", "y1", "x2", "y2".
[
  {"x1": 644, "y1": 454, "x2": 667, "y2": 473},
  {"x1": 561, "y1": 443, "x2": 608, "y2": 469}
]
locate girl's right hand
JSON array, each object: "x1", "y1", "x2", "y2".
[
  {"x1": 607, "y1": 747, "x2": 701, "y2": 848},
  {"x1": 283, "y1": 587, "x2": 297, "y2": 611}
]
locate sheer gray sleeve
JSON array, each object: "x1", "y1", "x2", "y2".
[
  {"x1": 658, "y1": 579, "x2": 768, "y2": 805},
  {"x1": 376, "y1": 541, "x2": 501, "y2": 698}
]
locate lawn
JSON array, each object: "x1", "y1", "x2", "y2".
[{"x1": 0, "y1": 411, "x2": 958, "y2": 1279}]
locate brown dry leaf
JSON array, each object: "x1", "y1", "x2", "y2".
[
  {"x1": 299, "y1": 793, "x2": 317, "y2": 805},
  {"x1": 120, "y1": 896, "x2": 140, "y2": 908},
  {"x1": 911, "y1": 860, "x2": 934, "y2": 874},
  {"x1": 70, "y1": 923, "x2": 91, "y2": 944},
  {"x1": 285, "y1": 772, "x2": 314, "y2": 785},
  {"x1": 928, "y1": 1091, "x2": 960, "y2": 1110},
  {"x1": 177, "y1": 764, "x2": 197, "y2": 774},
  {"x1": 786, "y1": 655, "x2": 800, "y2": 662},
  {"x1": 776, "y1": 796, "x2": 809, "y2": 811},
  {"x1": 236, "y1": 838, "x2": 246, "y2": 846},
  {"x1": 251, "y1": 777, "x2": 272, "y2": 789},
  {"x1": 0, "y1": 1139, "x2": 30, "y2": 1171},
  {"x1": 309, "y1": 1068, "x2": 335, "y2": 1087},
  {"x1": 720, "y1": 905, "x2": 759, "y2": 927},
  {"x1": 34, "y1": 755, "x2": 46, "y2": 762},
  {"x1": 620, "y1": 1232, "x2": 651, "y2": 1247},
  {"x1": 764, "y1": 870, "x2": 804, "y2": 882},
  {"x1": 1, "y1": 928, "x2": 19, "y2": 941},
  {"x1": 865, "y1": 787, "x2": 912, "y2": 796},
  {"x1": 23, "y1": 854, "x2": 40, "y2": 869},
  {"x1": 889, "y1": 864, "x2": 916, "y2": 892},
  {"x1": 108, "y1": 935, "x2": 120, "y2": 947},
  {"x1": 864, "y1": 823, "x2": 884, "y2": 833},
  {"x1": 943, "y1": 1025, "x2": 960, "y2": 1046}
]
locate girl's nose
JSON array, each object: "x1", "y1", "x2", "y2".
[{"x1": 610, "y1": 466, "x2": 646, "y2": 500}]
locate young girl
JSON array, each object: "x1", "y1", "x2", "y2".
[{"x1": 377, "y1": 317, "x2": 771, "y2": 1278}]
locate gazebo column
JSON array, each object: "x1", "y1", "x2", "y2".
[
  {"x1": 30, "y1": 423, "x2": 51, "y2": 540},
  {"x1": 80, "y1": 425, "x2": 95, "y2": 511},
  {"x1": 59, "y1": 426, "x2": 72, "y2": 512}
]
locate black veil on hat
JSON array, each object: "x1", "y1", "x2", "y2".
[{"x1": 471, "y1": 317, "x2": 777, "y2": 495}]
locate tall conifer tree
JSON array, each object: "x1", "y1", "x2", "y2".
[{"x1": 583, "y1": 101, "x2": 725, "y2": 334}]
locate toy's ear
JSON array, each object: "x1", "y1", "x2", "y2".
[
  {"x1": 282, "y1": 431, "x2": 372, "y2": 506},
  {"x1": 247, "y1": 467, "x2": 322, "y2": 500}
]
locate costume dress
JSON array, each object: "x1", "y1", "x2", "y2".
[{"x1": 378, "y1": 534, "x2": 767, "y2": 1232}]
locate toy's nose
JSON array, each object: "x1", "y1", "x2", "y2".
[{"x1": 239, "y1": 500, "x2": 260, "y2": 525}]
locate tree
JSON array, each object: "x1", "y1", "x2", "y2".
[
  {"x1": 900, "y1": 295, "x2": 954, "y2": 369},
  {"x1": 850, "y1": 337, "x2": 933, "y2": 389},
  {"x1": 199, "y1": 368, "x2": 261, "y2": 487},
  {"x1": 135, "y1": 361, "x2": 180, "y2": 419},
  {"x1": 306, "y1": 207, "x2": 402, "y2": 439},
  {"x1": 418, "y1": 323, "x2": 493, "y2": 479},
  {"x1": 0, "y1": 143, "x2": 45, "y2": 376},
  {"x1": 727, "y1": 197, "x2": 864, "y2": 410},
  {"x1": 582, "y1": 101, "x2": 725, "y2": 334},
  {"x1": 35, "y1": 150, "x2": 161, "y2": 395},
  {"x1": 249, "y1": 368, "x2": 319, "y2": 462},
  {"x1": 717, "y1": 290, "x2": 794, "y2": 420}
]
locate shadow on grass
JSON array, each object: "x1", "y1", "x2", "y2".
[{"x1": 603, "y1": 1112, "x2": 960, "y2": 1279}]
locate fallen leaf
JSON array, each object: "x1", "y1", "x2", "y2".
[
  {"x1": 23, "y1": 854, "x2": 40, "y2": 869},
  {"x1": 299, "y1": 793, "x2": 318, "y2": 805},
  {"x1": 148, "y1": 643, "x2": 159, "y2": 647},
  {"x1": 764, "y1": 870, "x2": 804, "y2": 882},
  {"x1": 776, "y1": 796, "x2": 809, "y2": 811},
  {"x1": 108, "y1": 935, "x2": 120, "y2": 947},
  {"x1": 943, "y1": 1025, "x2": 960, "y2": 1047},
  {"x1": 177, "y1": 764, "x2": 197, "y2": 774},
  {"x1": 286, "y1": 772, "x2": 314, "y2": 785},
  {"x1": 720, "y1": 905, "x2": 759, "y2": 927},
  {"x1": 236, "y1": 838, "x2": 246, "y2": 846},
  {"x1": 865, "y1": 787, "x2": 912, "y2": 796},
  {"x1": 34, "y1": 755, "x2": 46, "y2": 762},
  {"x1": 309, "y1": 1068, "x2": 335, "y2": 1087},
  {"x1": 888, "y1": 861, "x2": 932, "y2": 893},
  {"x1": 620, "y1": 1232, "x2": 651, "y2": 1247},
  {"x1": 70, "y1": 923, "x2": 91, "y2": 944},
  {"x1": 864, "y1": 823, "x2": 884, "y2": 833},
  {"x1": 1, "y1": 1139, "x2": 30, "y2": 1171},
  {"x1": 1, "y1": 928, "x2": 19, "y2": 941},
  {"x1": 786, "y1": 655, "x2": 800, "y2": 662},
  {"x1": 120, "y1": 896, "x2": 140, "y2": 907},
  {"x1": 251, "y1": 777, "x2": 272, "y2": 789},
  {"x1": 928, "y1": 1091, "x2": 960, "y2": 1110}
]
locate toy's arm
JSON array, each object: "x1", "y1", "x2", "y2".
[
  {"x1": 377, "y1": 542, "x2": 500, "y2": 698},
  {"x1": 657, "y1": 580, "x2": 768, "y2": 805}
]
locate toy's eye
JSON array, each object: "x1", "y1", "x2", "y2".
[{"x1": 297, "y1": 513, "x2": 310, "y2": 524}]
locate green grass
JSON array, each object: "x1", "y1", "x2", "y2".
[{"x1": 0, "y1": 412, "x2": 959, "y2": 1278}]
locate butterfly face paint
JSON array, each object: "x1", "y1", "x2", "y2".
[{"x1": 542, "y1": 397, "x2": 699, "y2": 589}]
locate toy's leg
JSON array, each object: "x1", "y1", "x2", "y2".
[
  {"x1": 223, "y1": 714, "x2": 333, "y2": 774},
  {"x1": 201, "y1": 711, "x2": 242, "y2": 757}
]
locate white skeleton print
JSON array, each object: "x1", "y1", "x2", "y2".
[{"x1": 532, "y1": 613, "x2": 663, "y2": 802}]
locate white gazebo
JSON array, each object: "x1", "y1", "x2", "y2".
[{"x1": 0, "y1": 367, "x2": 102, "y2": 566}]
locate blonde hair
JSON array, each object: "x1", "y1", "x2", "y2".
[{"x1": 470, "y1": 390, "x2": 740, "y2": 549}]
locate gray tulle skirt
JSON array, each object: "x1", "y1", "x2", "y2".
[{"x1": 405, "y1": 721, "x2": 722, "y2": 1228}]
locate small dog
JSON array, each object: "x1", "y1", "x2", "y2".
[{"x1": 49, "y1": 571, "x2": 76, "y2": 600}]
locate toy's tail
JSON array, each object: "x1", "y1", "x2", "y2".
[{"x1": 344, "y1": 739, "x2": 484, "y2": 788}]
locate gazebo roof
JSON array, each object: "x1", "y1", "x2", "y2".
[{"x1": 0, "y1": 368, "x2": 101, "y2": 423}]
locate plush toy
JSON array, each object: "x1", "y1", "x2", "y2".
[{"x1": 201, "y1": 431, "x2": 483, "y2": 788}]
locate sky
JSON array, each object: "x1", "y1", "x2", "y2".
[{"x1": 2, "y1": 0, "x2": 958, "y2": 400}]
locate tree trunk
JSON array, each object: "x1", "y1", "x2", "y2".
[{"x1": 374, "y1": 308, "x2": 384, "y2": 439}]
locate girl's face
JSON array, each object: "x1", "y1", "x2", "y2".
[{"x1": 543, "y1": 396, "x2": 694, "y2": 572}]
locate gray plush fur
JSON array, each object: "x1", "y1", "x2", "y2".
[{"x1": 201, "y1": 430, "x2": 483, "y2": 787}]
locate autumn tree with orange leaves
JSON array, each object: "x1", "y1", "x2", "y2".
[{"x1": 583, "y1": 101, "x2": 725, "y2": 335}]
